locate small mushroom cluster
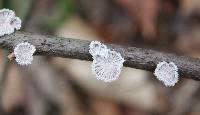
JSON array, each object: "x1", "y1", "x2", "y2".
[
  {"x1": 89, "y1": 41, "x2": 125, "y2": 82},
  {"x1": 0, "y1": 8, "x2": 180, "y2": 87}
]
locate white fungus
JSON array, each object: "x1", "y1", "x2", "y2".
[
  {"x1": 89, "y1": 41, "x2": 125, "y2": 82},
  {"x1": 154, "y1": 61, "x2": 179, "y2": 87},
  {"x1": 0, "y1": 9, "x2": 21, "y2": 36},
  {"x1": 89, "y1": 41, "x2": 109, "y2": 57},
  {"x1": 14, "y1": 42, "x2": 36, "y2": 66}
]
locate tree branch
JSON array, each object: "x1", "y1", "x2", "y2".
[{"x1": 0, "y1": 32, "x2": 199, "y2": 81}]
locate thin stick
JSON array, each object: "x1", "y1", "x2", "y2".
[{"x1": 0, "y1": 31, "x2": 199, "y2": 81}]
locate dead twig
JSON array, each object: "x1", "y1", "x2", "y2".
[{"x1": 0, "y1": 31, "x2": 199, "y2": 81}]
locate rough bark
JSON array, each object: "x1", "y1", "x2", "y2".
[{"x1": 0, "y1": 32, "x2": 199, "y2": 81}]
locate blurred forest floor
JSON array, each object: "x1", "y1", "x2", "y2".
[{"x1": 0, "y1": 0, "x2": 199, "y2": 115}]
